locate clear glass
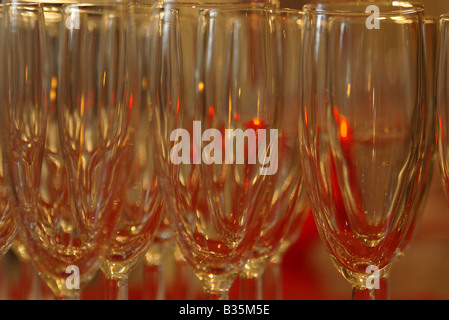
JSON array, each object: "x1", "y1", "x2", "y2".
[
  {"x1": 153, "y1": 7, "x2": 279, "y2": 300},
  {"x1": 238, "y1": 8, "x2": 309, "y2": 300},
  {"x1": 2, "y1": 2, "x2": 132, "y2": 300},
  {"x1": 139, "y1": 0, "x2": 277, "y2": 9},
  {"x1": 299, "y1": 2, "x2": 427, "y2": 300},
  {"x1": 0, "y1": 1, "x2": 57, "y2": 297},
  {"x1": 57, "y1": 2, "x2": 134, "y2": 299}
]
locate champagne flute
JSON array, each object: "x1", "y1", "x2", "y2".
[
  {"x1": 144, "y1": 2, "x2": 295, "y2": 302},
  {"x1": 153, "y1": 7, "x2": 279, "y2": 300},
  {"x1": 3, "y1": 2, "x2": 68, "y2": 300},
  {"x1": 141, "y1": 4, "x2": 200, "y2": 300},
  {"x1": 58, "y1": 2, "x2": 135, "y2": 299},
  {"x1": 146, "y1": 2, "x2": 273, "y2": 300},
  {"x1": 2, "y1": 2, "x2": 132, "y2": 299},
  {"x1": 0, "y1": 1, "x2": 53, "y2": 296},
  {"x1": 142, "y1": 6, "x2": 201, "y2": 301},
  {"x1": 130, "y1": 4, "x2": 190, "y2": 301},
  {"x1": 238, "y1": 8, "x2": 309, "y2": 300},
  {"x1": 299, "y1": 2, "x2": 426, "y2": 300},
  {"x1": 100, "y1": 4, "x2": 164, "y2": 300}
]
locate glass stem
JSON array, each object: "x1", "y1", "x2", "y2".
[
  {"x1": 352, "y1": 286, "x2": 375, "y2": 300},
  {"x1": 239, "y1": 275, "x2": 263, "y2": 300},
  {"x1": 29, "y1": 268, "x2": 42, "y2": 300},
  {"x1": 201, "y1": 272, "x2": 235, "y2": 300},
  {"x1": 204, "y1": 288, "x2": 229, "y2": 300},
  {"x1": 19, "y1": 260, "x2": 42, "y2": 300},
  {"x1": 54, "y1": 291, "x2": 80, "y2": 300},
  {"x1": 143, "y1": 264, "x2": 165, "y2": 300},
  {"x1": 377, "y1": 276, "x2": 390, "y2": 300},
  {"x1": 352, "y1": 275, "x2": 390, "y2": 300},
  {"x1": 268, "y1": 262, "x2": 283, "y2": 300},
  {"x1": 106, "y1": 277, "x2": 129, "y2": 300}
]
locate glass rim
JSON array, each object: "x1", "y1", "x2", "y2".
[
  {"x1": 128, "y1": 3, "x2": 162, "y2": 10},
  {"x1": 11, "y1": 0, "x2": 75, "y2": 4},
  {"x1": 128, "y1": 5, "x2": 178, "y2": 17},
  {"x1": 0, "y1": 2, "x2": 45, "y2": 16},
  {"x1": 423, "y1": 16, "x2": 437, "y2": 23},
  {"x1": 201, "y1": 6, "x2": 275, "y2": 14},
  {"x1": 0, "y1": 2, "x2": 43, "y2": 10},
  {"x1": 161, "y1": 1, "x2": 269, "y2": 6},
  {"x1": 61, "y1": 2, "x2": 127, "y2": 14},
  {"x1": 303, "y1": 1, "x2": 424, "y2": 18},
  {"x1": 276, "y1": 7, "x2": 303, "y2": 16}
]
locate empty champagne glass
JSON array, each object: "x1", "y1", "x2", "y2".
[
  {"x1": 0, "y1": 1, "x2": 53, "y2": 296},
  {"x1": 100, "y1": 4, "x2": 165, "y2": 300},
  {"x1": 299, "y1": 2, "x2": 427, "y2": 300},
  {"x1": 153, "y1": 7, "x2": 279, "y2": 300},
  {"x1": 2, "y1": 3, "x2": 133, "y2": 300},
  {"x1": 238, "y1": 8, "x2": 309, "y2": 300},
  {"x1": 2, "y1": 2, "x2": 71, "y2": 300},
  {"x1": 58, "y1": 2, "x2": 135, "y2": 299},
  {"x1": 148, "y1": 2, "x2": 277, "y2": 300}
]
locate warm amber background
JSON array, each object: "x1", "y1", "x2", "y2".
[{"x1": 2, "y1": 0, "x2": 449, "y2": 300}]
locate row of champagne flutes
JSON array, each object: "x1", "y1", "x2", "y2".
[
  {"x1": 0, "y1": 0, "x2": 446, "y2": 301},
  {"x1": 0, "y1": 0, "x2": 310, "y2": 300}
]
